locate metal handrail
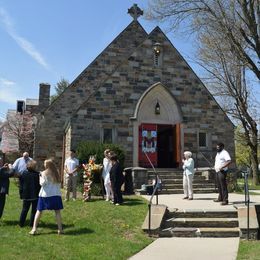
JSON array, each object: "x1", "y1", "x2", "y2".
[
  {"x1": 195, "y1": 151, "x2": 217, "y2": 192},
  {"x1": 195, "y1": 151, "x2": 214, "y2": 170},
  {"x1": 242, "y1": 169, "x2": 250, "y2": 240},
  {"x1": 143, "y1": 151, "x2": 161, "y2": 236}
]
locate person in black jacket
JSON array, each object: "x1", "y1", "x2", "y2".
[
  {"x1": 19, "y1": 160, "x2": 41, "y2": 227},
  {"x1": 109, "y1": 154, "x2": 124, "y2": 205},
  {"x1": 0, "y1": 158, "x2": 14, "y2": 218}
]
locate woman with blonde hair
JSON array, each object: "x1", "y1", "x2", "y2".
[
  {"x1": 29, "y1": 159, "x2": 63, "y2": 235},
  {"x1": 182, "y1": 151, "x2": 195, "y2": 200}
]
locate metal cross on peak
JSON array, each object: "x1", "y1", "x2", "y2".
[{"x1": 128, "y1": 4, "x2": 143, "y2": 21}]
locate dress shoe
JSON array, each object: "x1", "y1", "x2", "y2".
[
  {"x1": 188, "y1": 198, "x2": 193, "y2": 200},
  {"x1": 221, "y1": 201, "x2": 229, "y2": 206},
  {"x1": 213, "y1": 199, "x2": 222, "y2": 202},
  {"x1": 183, "y1": 197, "x2": 188, "y2": 200}
]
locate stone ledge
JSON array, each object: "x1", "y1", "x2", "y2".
[{"x1": 142, "y1": 204, "x2": 168, "y2": 234}]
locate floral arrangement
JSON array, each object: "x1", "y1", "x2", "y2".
[{"x1": 82, "y1": 155, "x2": 103, "y2": 201}]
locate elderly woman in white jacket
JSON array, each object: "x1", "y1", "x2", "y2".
[{"x1": 182, "y1": 151, "x2": 195, "y2": 200}]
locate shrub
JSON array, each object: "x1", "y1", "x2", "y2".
[
  {"x1": 76, "y1": 141, "x2": 125, "y2": 196},
  {"x1": 76, "y1": 141, "x2": 125, "y2": 167},
  {"x1": 227, "y1": 171, "x2": 239, "y2": 192}
]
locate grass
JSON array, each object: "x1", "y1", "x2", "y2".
[
  {"x1": 236, "y1": 178, "x2": 260, "y2": 195},
  {"x1": 236, "y1": 177, "x2": 260, "y2": 260},
  {"x1": 237, "y1": 178, "x2": 260, "y2": 190},
  {"x1": 0, "y1": 180, "x2": 153, "y2": 260},
  {"x1": 237, "y1": 240, "x2": 260, "y2": 260}
]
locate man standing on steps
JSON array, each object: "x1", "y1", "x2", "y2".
[{"x1": 214, "y1": 143, "x2": 232, "y2": 206}]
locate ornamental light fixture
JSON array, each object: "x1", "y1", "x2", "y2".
[
  {"x1": 153, "y1": 42, "x2": 162, "y2": 55},
  {"x1": 155, "y1": 101, "x2": 160, "y2": 115}
]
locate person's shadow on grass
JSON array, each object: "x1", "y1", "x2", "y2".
[{"x1": 121, "y1": 198, "x2": 145, "y2": 206}]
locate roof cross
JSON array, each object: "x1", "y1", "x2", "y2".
[{"x1": 128, "y1": 4, "x2": 143, "y2": 21}]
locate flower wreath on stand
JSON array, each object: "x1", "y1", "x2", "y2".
[{"x1": 82, "y1": 155, "x2": 103, "y2": 202}]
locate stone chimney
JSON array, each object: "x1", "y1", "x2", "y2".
[{"x1": 38, "y1": 83, "x2": 50, "y2": 111}]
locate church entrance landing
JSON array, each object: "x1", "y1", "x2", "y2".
[{"x1": 138, "y1": 123, "x2": 181, "y2": 168}]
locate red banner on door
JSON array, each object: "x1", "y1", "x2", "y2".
[{"x1": 138, "y1": 124, "x2": 157, "y2": 167}]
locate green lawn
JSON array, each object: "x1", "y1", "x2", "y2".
[
  {"x1": 237, "y1": 178, "x2": 260, "y2": 190},
  {"x1": 236, "y1": 178, "x2": 260, "y2": 260},
  {"x1": 237, "y1": 240, "x2": 260, "y2": 260},
  {"x1": 0, "y1": 180, "x2": 153, "y2": 260}
]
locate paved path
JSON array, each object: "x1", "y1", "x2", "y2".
[{"x1": 129, "y1": 192, "x2": 260, "y2": 260}]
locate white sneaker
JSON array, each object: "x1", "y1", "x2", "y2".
[{"x1": 72, "y1": 198, "x2": 76, "y2": 201}]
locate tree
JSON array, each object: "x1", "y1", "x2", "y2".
[
  {"x1": 146, "y1": 0, "x2": 260, "y2": 183},
  {"x1": 146, "y1": 0, "x2": 260, "y2": 80},
  {"x1": 50, "y1": 78, "x2": 70, "y2": 103},
  {"x1": 235, "y1": 125, "x2": 251, "y2": 167},
  {"x1": 196, "y1": 22, "x2": 260, "y2": 184},
  {"x1": 2, "y1": 111, "x2": 36, "y2": 155}
]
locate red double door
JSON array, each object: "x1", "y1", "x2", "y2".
[{"x1": 138, "y1": 123, "x2": 181, "y2": 168}]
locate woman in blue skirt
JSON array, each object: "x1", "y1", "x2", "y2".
[{"x1": 29, "y1": 159, "x2": 63, "y2": 235}]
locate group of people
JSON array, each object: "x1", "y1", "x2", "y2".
[
  {"x1": 0, "y1": 142, "x2": 231, "y2": 235},
  {"x1": 0, "y1": 153, "x2": 63, "y2": 235},
  {"x1": 182, "y1": 142, "x2": 231, "y2": 205},
  {"x1": 64, "y1": 148, "x2": 124, "y2": 205},
  {"x1": 102, "y1": 149, "x2": 124, "y2": 205}
]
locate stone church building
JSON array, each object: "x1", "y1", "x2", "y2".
[{"x1": 33, "y1": 5, "x2": 235, "y2": 171}]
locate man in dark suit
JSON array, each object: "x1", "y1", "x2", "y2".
[
  {"x1": 0, "y1": 157, "x2": 14, "y2": 218},
  {"x1": 109, "y1": 154, "x2": 124, "y2": 205}
]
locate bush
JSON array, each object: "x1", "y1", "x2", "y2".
[
  {"x1": 76, "y1": 141, "x2": 125, "y2": 196},
  {"x1": 227, "y1": 171, "x2": 239, "y2": 192},
  {"x1": 76, "y1": 141, "x2": 125, "y2": 167}
]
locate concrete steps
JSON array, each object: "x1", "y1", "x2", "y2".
[
  {"x1": 163, "y1": 183, "x2": 216, "y2": 189},
  {"x1": 161, "y1": 188, "x2": 216, "y2": 194},
  {"x1": 147, "y1": 169, "x2": 216, "y2": 194},
  {"x1": 164, "y1": 217, "x2": 238, "y2": 228},
  {"x1": 160, "y1": 227, "x2": 240, "y2": 238},
  {"x1": 167, "y1": 209, "x2": 238, "y2": 218},
  {"x1": 160, "y1": 209, "x2": 240, "y2": 238}
]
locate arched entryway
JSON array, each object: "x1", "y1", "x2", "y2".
[{"x1": 131, "y1": 82, "x2": 183, "y2": 168}]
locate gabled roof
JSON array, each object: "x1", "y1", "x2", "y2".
[{"x1": 45, "y1": 20, "x2": 148, "y2": 114}]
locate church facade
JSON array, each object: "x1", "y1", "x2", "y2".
[{"x1": 34, "y1": 6, "x2": 235, "y2": 171}]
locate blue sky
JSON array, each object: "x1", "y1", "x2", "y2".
[{"x1": 0, "y1": 0, "x2": 217, "y2": 120}]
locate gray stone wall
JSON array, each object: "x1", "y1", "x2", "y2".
[
  {"x1": 34, "y1": 21, "x2": 148, "y2": 168},
  {"x1": 71, "y1": 27, "x2": 234, "y2": 167},
  {"x1": 34, "y1": 21, "x2": 235, "y2": 170}
]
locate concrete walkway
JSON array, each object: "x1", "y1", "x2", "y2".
[{"x1": 129, "y1": 192, "x2": 260, "y2": 260}]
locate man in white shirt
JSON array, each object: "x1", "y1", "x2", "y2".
[
  {"x1": 12, "y1": 152, "x2": 32, "y2": 175},
  {"x1": 64, "y1": 150, "x2": 79, "y2": 201},
  {"x1": 214, "y1": 143, "x2": 231, "y2": 205}
]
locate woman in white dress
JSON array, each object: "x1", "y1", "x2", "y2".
[{"x1": 102, "y1": 149, "x2": 113, "y2": 201}]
